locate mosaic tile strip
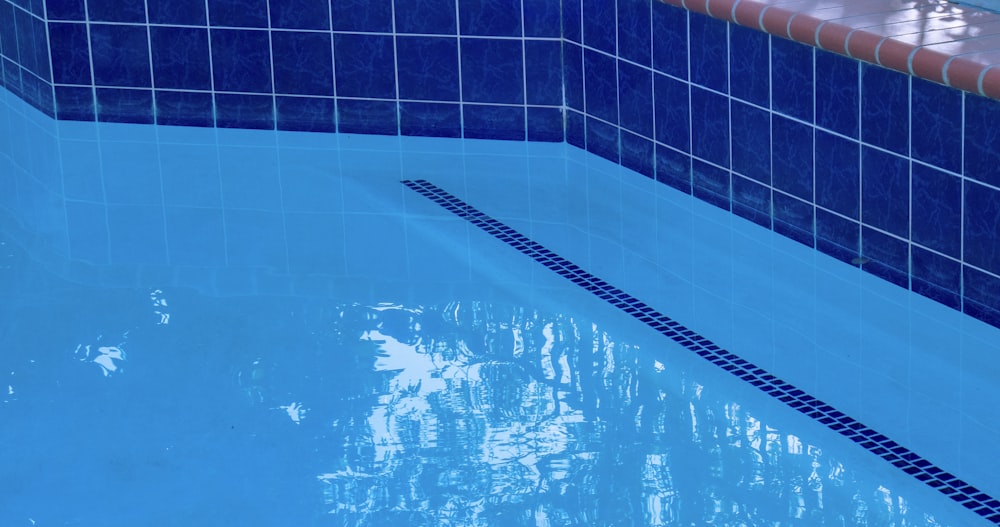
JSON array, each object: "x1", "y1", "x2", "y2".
[{"x1": 402, "y1": 178, "x2": 1000, "y2": 525}]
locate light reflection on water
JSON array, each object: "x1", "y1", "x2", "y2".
[{"x1": 243, "y1": 301, "x2": 947, "y2": 527}]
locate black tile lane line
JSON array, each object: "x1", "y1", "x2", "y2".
[{"x1": 402, "y1": 178, "x2": 1000, "y2": 525}]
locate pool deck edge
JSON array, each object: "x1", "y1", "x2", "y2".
[{"x1": 661, "y1": 0, "x2": 1000, "y2": 99}]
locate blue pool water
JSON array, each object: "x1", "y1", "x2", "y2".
[{"x1": 2, "y1": 103, "x2": 1000, "y2": 525}]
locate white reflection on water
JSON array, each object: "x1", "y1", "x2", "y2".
[{"x1": 239, "y1": 300, "x2": 952, "y2": 526}]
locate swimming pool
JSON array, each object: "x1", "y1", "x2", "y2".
[{"x1": 1, "y1": 87, "x2": 999, "y2": 525}]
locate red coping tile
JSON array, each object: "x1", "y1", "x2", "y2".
[
  {"x1": 682, "y1": 0, "x2": 711, "y2": 16},
  {"x1": 845, "y1": 29, "x2": 885, "y2": 63},
  {"x1": 981, "y1": 66, "x2": 1000, "y2": 98},
  {"x1": 945, "y1": 53, "x2": 996, "y2": 92},
  {"x1": 876, "y1": 37, "x2": 920, "y2": 72},
  {"x1": 733, "y1": 0, "x2": 770, "y2": 28},
  {"x1": 909, "y1": 46, "x2": 951, "y2": 84},
  {"x1": 787, "y1": 13, "x2": 825, "y2": 44},
  {"x1": 815, "y1": 21, "x2": 853, "y2": 54},
  {"x1": 706, "y1": 0, "x2": 741, "y2": 21}
]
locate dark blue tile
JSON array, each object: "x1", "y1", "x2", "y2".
[
  {"x1": 2, "y1": 58, "x2": 22, "y2": 96},
  {"x1": 586, "y1": 116, "x2": 619, "y2": 164},
  {"x1": 336, "y1": 99, "x2": 397, "y2": 135},
  {"x1": 816, "y1": 131, "x2": 859, "y2": 219},
  {"x1": 208, "y1": 0, "x2": 268, "y2": 27},
  {"x1": 49, "y1": 22, "x2": 91, "y2": 85},
  {"x1": 861, "y1": 227, "x2": 909, "y2": 288},
  {"x1": 583, "y1": 0, "x2": 615, "y2": 53},
  {"x1": 12, "y1": 9, "x2": 39, "y2": 78},
  {"x1": 215, "y1": 93, "x2": 274, "y2": 129},
  {"x1": 165, "y1": 207, "x2": 227, "y2": 268},
  {"x1": 816, "y1": 209, "x2": 859, "y2": 264},
  {"x1": 733, "y1": 174, "x2": 771, "y2": 228},
  {"x1": 618, "y1": 0, "x2": 651, "y2": 66},
  {"x1": 276, "y1": 96, "x2": 336, "y2": 132},
  {"x1": 772, "y1": 116, "x2": 813, "y2": 200},
  {"x1": 399, "y1": 101, "x2": 461, "y2": 137},
  {"x1": 652, "y1": 2, "x2": 687, "y2": 80},
  {"x1": 584, "y1": 49, "x2": 618, "y2": 123},
  {"x1": 964, "y1": 265, "x2": 1000, "y2": 326},
  {"x1": 396, "y1": 36, "x2": 459, "y2": 102},
  {"x1": 964, "y1": 93, "x2": 1000, "y2": 188},
  {"x1": 862, "y1": 64, "x2": 908, "y2": 155},
  {"x1": 861, "y1": 146, "x2": 909, "y2": 237},
  {"x1": 88, "y1": 0, "x2": 145, "y2": 22},
  {"x1": 965, "y1": 180, "x2": 1000, "y2": 275},
  {"x1": 269, "y1": 0, "x2": 329, "y2": 29},
  {"x1": 653, "y1": 73, "x2": 689, "y2": 152},
  {"x1": 912, "y1": 163, "x2": 961, "y2": 258},
  {"x1": 332, "y1": 0, "x2": 392, "y2": 31},
  {"x1": 96, "y1": 88, "x2": 153, "y2": 124},
  {"x1": 692, "y1": 158, "x2": 730, "y2": 210},
  {"x1": 690, "y1": 87, "x2": 729, "y2": 167},
  {"x1": 689, "y1": 12, "x2": 728, "y2": 93},
  {"x1": 155, "y1": 90, "x2": 214, "y2": 127},
  {"x1": 459, "y1": 0, "x2": 521, "y2": 36},
  {"x1": 148, "y1": 0, "x2": 206, "y2": 25},
  {"x1": 563, "y1": 42, "x2": 584, "y2": 111},
  {"x1": 911, "y1": 245, "x2": 961, "y2": 310},
  {"x1": 151, "y1": 27, "x2": 212, "y2": 91},
  {"x1": 621, "y1": 131, "x2": 654, "y2": 179},
  {"x1": 225, "y1": 209, "x2": 286, "y2": 270},
  {"x1": 334, "y1": 33, "x2": 395, "y2": 98},
  {"x1": 816, "y1": 50, "x2": 859, "y2": 138},
  {"x1": 395, "y1": 0, "x2": 456, "y2": 34},
  {"x1": 30, "y1": 15, "x2": 50, "y2": 81},
  {"x1": 525, "y1": 40, "x2": 562, "y2": 106},
  {"x1": 0, "y1": 5, "x2": 16, "y2": 60},
  {"x1": 272, "y1": 32, "x2": 334, "y2": 96},
  {"x1": 911, "y1": 78, "x2": 961, "y2": 173},
  {"x1": 46, "y1": 0, "x2": 85, "y2": 20},
  {"x1": 563, "y1": 0, "x2": 581, "y2": 43},
  {"x1": 108, "y1": 205, "x2": 167, "y2": 265},
  {"x1": 566, "y1": 109, "x2": 585, "y2": 149},
  {"x1": 21, "y1": 73, "x2": 54, "y2": 116},
  {"x1": 464, "y1": 104, "x2": 524, "y2": 140},
  {"x1": 527, "y1": 106, "x2": 563, "y2": 142},
  {"x1": 461, "y1": 38, "x2": 523, "y2": 104},
  {"x1": 774, "y1": 192, "x2": 814, "y2": 247},
  {"x1": 731, "y1": 100, "x2": 770, "y2": 183},
  {"x1": 618, "y1": 61, "x2": 652, "y2": 138},
  {"x1": 730, "y1": 25, "x2": 769, "y2": 107},
  {"x1": 771, "y1": 36, "x2": 813, "y2": 122},
  {"x1": 523, "y1": 0, "x2": 560, "y2": 37},
  {"x1": 55, "y1": 85, "x2": 94, "y2": 121},
  {"x1": 211, "y1": 29, "x2": 272, "y2": 93},
  {"x1": 66, "y1": 201, "x2": 109, "y2": 264}
]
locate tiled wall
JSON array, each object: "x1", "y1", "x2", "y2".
[
  {"x1": 562, "y1": 1, "x2": 1000, "y2": 328},
  {"x1": 0, "y1": 0, "x2": 564, "y2": 140},
  {"x1": 1, "y1": 0, "x2": 999, "y2": 327}
]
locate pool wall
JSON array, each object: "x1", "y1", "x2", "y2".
[{"x1": 1, "y1": 0, "x2": 999, "y2": 327}]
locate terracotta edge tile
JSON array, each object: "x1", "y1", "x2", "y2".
[
  {"x1": 733, "y1": 0, "x2": 768, "y2": 29},
  {"x1": 707, "y1": 0, "x2": 740, "y2": 22},
  {"x1": 759, "y1": 6, "x2": 797, "y2": 39},
  {"x1": 980, "y1": 66, "x2": 1000, "y2": 99},
  {"x1": 815, "y1": 21, "x2": 852, "y2": 55},
  {"x1": 681, "y1": 0, "x2": 712, "y2": 16},
  {"x1": 876, "y1": 38, "x2": 918, "y2": 73},
  {"x1": 846, "y1": 29, "x2": 883, "y2": 64},
  {"x1": 787, "y1": 13, "x2": 824, "y2": 47},
  {"x1": 909, "y1": 47, "x2": 949, "y2": 85},
  {"x1": 945, "y1": 56, "x2": 988, "y2": 94}
]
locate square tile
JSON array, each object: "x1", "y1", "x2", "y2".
[
  {"x1": 275, "y1": 96, "x2": 336, "y2": 132},
  {"x1": 333, "y1": 33, "x2": 395, "y2": 99},
  {"x1": 861, "y1": 146, "x2": 909, "y2": 238},
  {"x1": 584, "y1": 48, "x2": 617, "y2": 123},
  {"x1": 964, "y1": 180, "x2": 1000, "y2": 275},
  {"x1": 692, "y1": 158, "x2": 730, "y2": 209},
  {"x1": 147, "y1": 0, "x2": 207, "y2": 25},
  {"x1": 618, "y1": 0, "x2": 651, "y2": 66},
  {"x1": 459, "y1": 0, "x2": 522, "y2": 36},
  {"x1": 816, "y1": 208, "x2": 860, "y2": 264},
  {"x1": 816, "y1": 50, "x2": 859, "y2": 138},
  {"x1": 96, "y1": 88, "x2": 153, "y2": 124},
  {"x1": 586, "y1": 116, "x2": 619, "y2": 164},
  {"x1": 689, "y1": 12, "x2": 728, "y2": 92},
  {"x1": 88, "y1": 0, "x2": 146, "y2": 23},
  {"x1": 463, "y1": 104, "x2": 524, "y2": 140},
  {"x1": 911, "y1": 77, "x2": 962, "y2": 173},
  {"x1": 150, "y1": 27, "x2": 212, "y2": 91},
  {"x1": 772, "y1": 116, "x2": 813, "y2": 201},
  {"x1": 732, "y1": 173, "x2": 771, "y2": 228},
  {"x1": 215, "y1": 93, "x2": 274, "y2": 129},
  {"x1": 912, "y1": 163, "x2": 961, "y2": 258},
  {"x1": 524, "y1": 0, "x2": 560, "y2": 37},
  {"x1": 272, "y1": 32, "x2": 334, "y2": 96},
  {"x1": 395, "y1": 36, "x2": 461, "y2": 102},
  {"x1": 583, "y1": 0, "x2": 616, "y2": 53},
  {"x1": 652, "y1": 2, "x2": 688, "y2": 80},
  {"x1": 54, "y1": 85, "x2": 94, "y2": 121},
  {"x1": 49, "y1": 22, "x2": 91, "y2": 85},
  {"x1": 618, "y1": 60, "x2": 653, "y2": 138},
  {"x1": 527, "y1": 106, "x2": 564, "y2": 142},
  {"x1": 155, "y1": 90, "x2": 214, "y2": 127},
  {"x1": 211, "y1": 29, "x2": 272, "y2": 93},
  {"x1": 46, "y1": 0, "x2": 86, "y2": 20},
  {"x1": 563, "y1": 0, "x2": 582, "y2": 43},
  {"x1": 399, "y1": 101, "x2": 461, "y2": 137},
  {"x1": 566, "y1": 109, "x2": 585, "y2": 149},
  {"x1": 461, "y1": 38, "x2": 524, "y2": 104},
  {"x1": 861, "y1": 63, "x2": 909, "y2": 155},
  {"x1": 730, "y1": 24, "x2": 770, "y2": 107},
  {"x1": 774, "y1": 192, "x2": 814, "y2": 247},
  {"x1": 269, "y1": 0, "x2": 329, "y2": 30},
  {"x1": 395, "y1": 0, "x2": 457, "y2": 35},
  {"x1": 964, "y1": 93, "x2": 1000, "y2": 188},
  {"x1": 861, "y1": 226, "x2": 909, "y2": 287},
  {"x1": 563, "y1": 42, "x2": 584, "y2": 111},
  {"x1": 621, "y1": 131, "x2": 654, "y2": 179},
  {"x1": 331, "y1": 0, "x2": 392, "y2": 32},
  {"x1": 208, "y1": 0, "x2": 268, "y2": 27},
  {"x1": 771, "y1": 36, "x2": 813, "y2": 122},
  {"x1": 91, "y1": 24, "x2": 151, "y2": 88},
  {"x1": 816, "y1": 130, "x2": 860, "y2": 219},
  {"x1": 731, "y1": 100, "x2": 770, "y2": 183},
  {"x1": 911, "y1": 245, "x2": 961, "y2": 310},
  {"x1": 690, "y1": 86, "x2": 729, "y2": 167},
  {"x1": 525, "y1": 39, "x2": 562, "y2": 106}
]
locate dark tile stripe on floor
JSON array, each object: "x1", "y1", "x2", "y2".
[{"x1": 402, "y1": 178, "x2": 1000, "y2": 524}]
